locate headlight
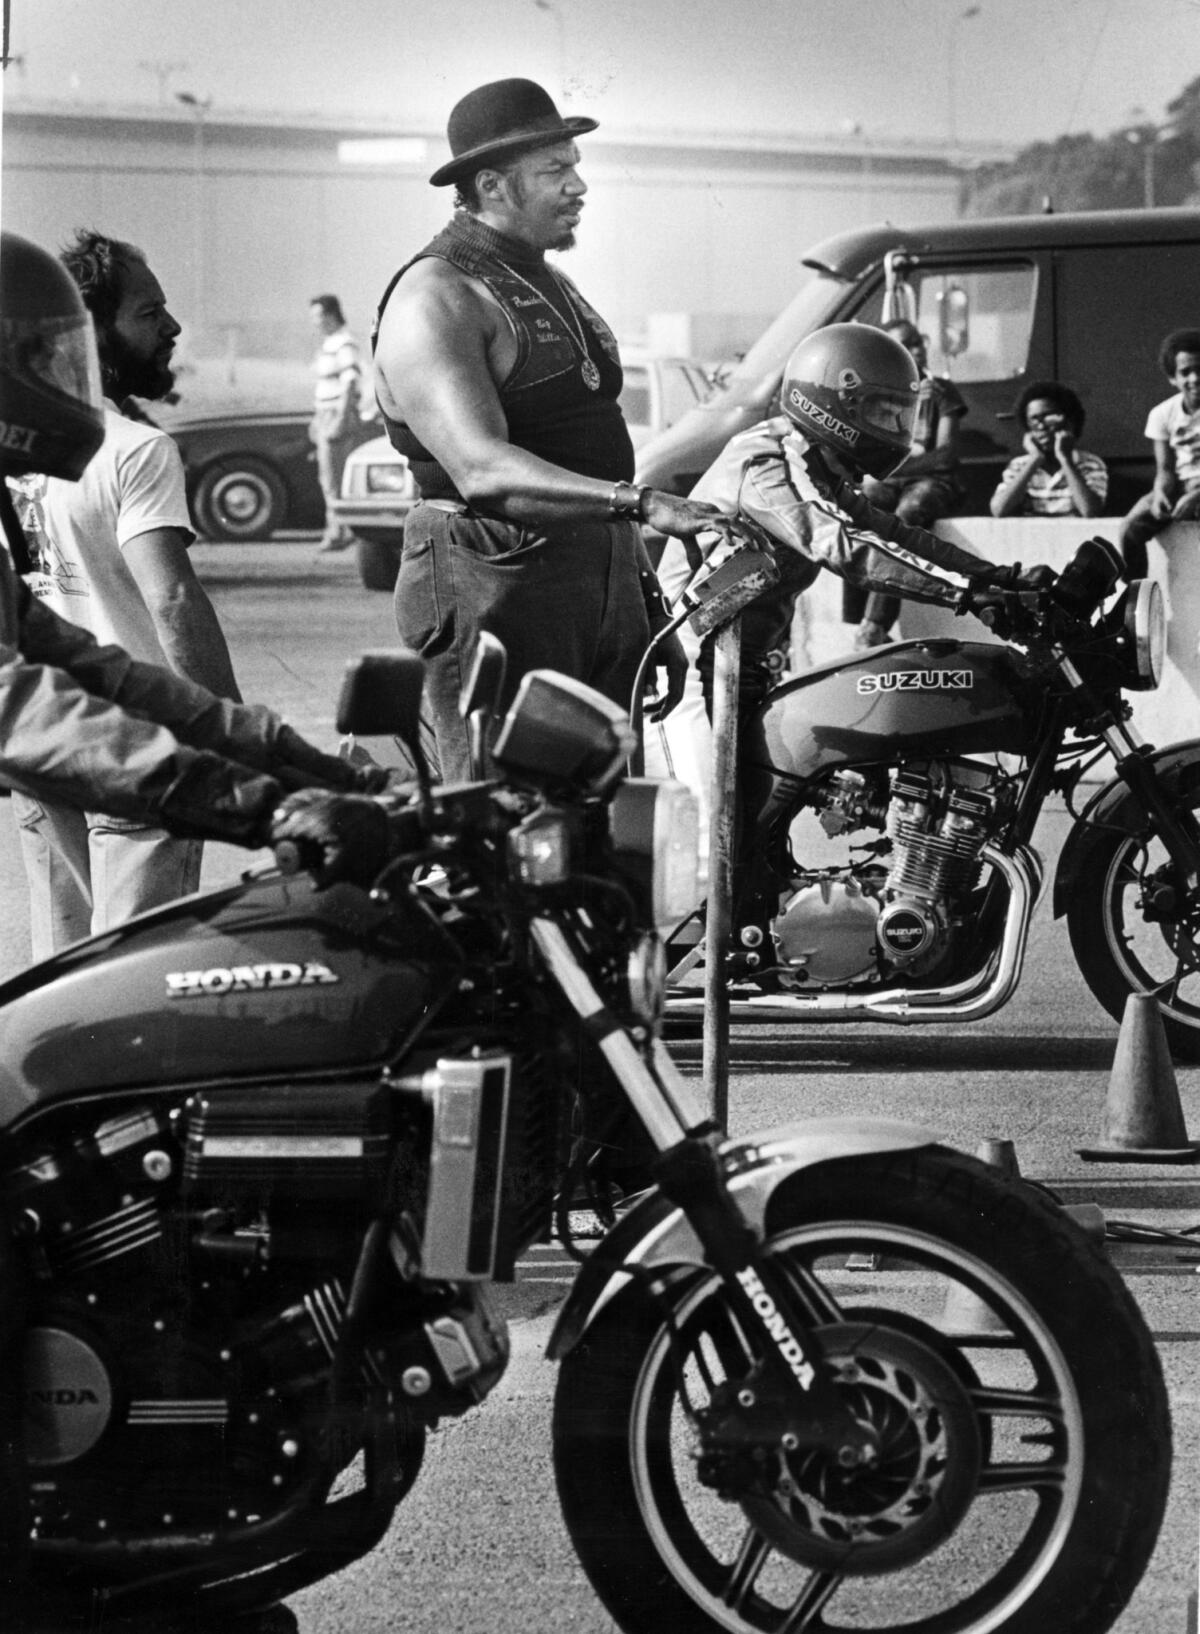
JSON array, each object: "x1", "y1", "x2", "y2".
[
  {"x1": 609, "y1": 778, "x2": 702, "y2": 932},
  {"x1": 508, "y1": 811, "x2": 571, "y2": 885},
  {"x1": 1123, "y1": 578, "x2": 1166, "y2": 689},
  {"x1": 366, "y1": 461, "x2": 412, "y2": 494}
]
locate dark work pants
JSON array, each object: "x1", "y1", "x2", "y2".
[{"x1": 394, "y1": 502, "x2": 650, "y2": 781}]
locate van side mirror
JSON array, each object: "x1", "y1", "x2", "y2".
[
  {"x1": 336, "y1": 651, "x2": 426, "y2": 742},
  {"x1": 938, "y1": 283, "x2": 970, "y2": 357},
  {"x1": 882, "y1": 251, "x2": 917, "y2": 325}
]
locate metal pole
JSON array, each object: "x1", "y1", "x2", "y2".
[{"x1": 703, "y1": 615, "x2": 741, "y2": 1131}]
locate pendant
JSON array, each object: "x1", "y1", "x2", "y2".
[{"x1": 581, "y1": 358, "x2": 601, "y2": 391}]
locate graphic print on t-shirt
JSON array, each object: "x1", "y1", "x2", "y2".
[{"x1": 7, "y1": 475, "x2": 89, "y2": 603}]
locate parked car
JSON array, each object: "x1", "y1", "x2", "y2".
[
  {"x1": 169, "y1": 407, "x2": 378, "y2": 542},
  {"x1": 333, "y1": 352, "x2": 712, "y2": 590}
]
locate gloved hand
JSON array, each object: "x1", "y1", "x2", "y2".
[
  {"x1": 272, "y1": 724, "x2": 391, "y2": 794},
  {"x1": 981, "y1": 561, "x2": 1058, "y2": 595},
  {"x1": 269, "y1": 789, "x2": 392, "y2": 889}
]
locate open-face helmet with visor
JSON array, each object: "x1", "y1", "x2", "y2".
[
  {"x1": 781, "y1": 322, "x2": 919, "y2": 478},
  {"x1": 0, "y1": 231, "x2": 105, "y2": 482}
]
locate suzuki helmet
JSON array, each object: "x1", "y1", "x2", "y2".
[
  {"x1": 0, "y1": 231, "x2": 105, "y2": 480},
  {"x1": 781, "y1": 323, "x2": 919, "y2": 477}
]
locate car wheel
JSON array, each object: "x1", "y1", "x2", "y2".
[
  {"x1": 356, "y1": 535, "x2": 400, "y2": 592},
  {"x1": 193, "y1": 458, "x2": 288, "y2": 542}
]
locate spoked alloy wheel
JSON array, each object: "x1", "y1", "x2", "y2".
[
  {"x1": 553, "y1": 1149, "x2": 1169, "y2": 1634},
  {"x1": 1067, "y1": 801, "x2": 1200, "y2": 1061}
]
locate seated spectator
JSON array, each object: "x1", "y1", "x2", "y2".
[
  {"x1": 848, "y1": 318, "x2": 967, "y2": 647},
  {"x1": 1118, "y1": 328, "x2": 1200, "y2": 580},
  {"x1": 990, "y1": 381, "x2": 1107, "y2": 520}
]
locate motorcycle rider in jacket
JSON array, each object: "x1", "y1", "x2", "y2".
[
  {"x1": 655, "y1": 323, "x2": 1051, "y2": 724},
  {"x1": 0, "y1": 232, "x2": 388, "y2": 1629}
]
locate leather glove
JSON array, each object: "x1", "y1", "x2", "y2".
[
  {"x1": 157, "y1": 752, "x2": 284, "y2": 846},
  {"x1": 980, "y1": 561, "x2": 1058, "y2": 595},
  {"x1": 272, "y1": 724, "x2": 390, "y2": 795},
  {"x1": 268, "y1": 789, "x2": 392, "y2": 889}
]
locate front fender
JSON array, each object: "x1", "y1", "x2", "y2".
[
  {"x1": 546, "y1": 1116, "x2": 940, "y2": 1360},
  {"x1": 1052, "y1": 739, "x2": 1200, "y2": 919}
]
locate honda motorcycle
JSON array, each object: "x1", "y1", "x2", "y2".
[
  {"x1": 0, "y1": 639, "x2": 1169, "y2": 1633},
  {"x1": 664, "y1": 530, "x2": 1200, "y2": 1060}
]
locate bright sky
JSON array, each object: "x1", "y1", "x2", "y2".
[{"x1": 6, "y1": 0, "x2": 1198, "y2": 150}]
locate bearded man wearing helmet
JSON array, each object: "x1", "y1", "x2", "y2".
[{"x1": 656, "y1": 322, "x2": 1051, "y2": 721}]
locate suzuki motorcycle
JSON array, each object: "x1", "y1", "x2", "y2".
[
  {"x1": 664, "y1": 530, "x2": 1200, "y2": 1060},
  {"x1": 0, "y1": 640, "x2": 1169, "y2": 1633}
]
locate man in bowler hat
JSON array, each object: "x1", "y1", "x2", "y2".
[{"x1": 371, "y1": 78, "x2": 729, "y2": 779}]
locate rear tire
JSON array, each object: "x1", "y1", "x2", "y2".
[
  {"x1": 553, "y1": 1146, "x2": 1170, "y2": 1634},
  {"x1": 193, "y1": 459, "x2": 287, "y2": 542}
]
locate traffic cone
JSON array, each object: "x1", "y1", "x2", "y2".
[
  {"x1": 1077, "y1": 993, "x2": 1200, "y2": 1163},
  {"x1": 935, "y1": 1138, "x2": 1023, "y2": 1340}
]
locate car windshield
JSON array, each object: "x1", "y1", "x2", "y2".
[{"x1": 705, "y1": 268, "x2": 847, "y2": 411}]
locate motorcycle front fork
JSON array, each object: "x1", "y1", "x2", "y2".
[{"x1": 530, "y1": 916, "x2": 874, "y2": 1462}]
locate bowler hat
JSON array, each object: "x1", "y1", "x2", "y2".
[{"x1": 430, "y1": 78, "x2": 598, "y2": 187}]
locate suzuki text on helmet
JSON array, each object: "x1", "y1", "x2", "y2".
[{"x1": 782, "y1": 321, "x2": 919, "y2": 478}]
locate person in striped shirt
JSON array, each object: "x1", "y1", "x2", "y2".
[
  {"x1": 309, "y1": 293, "x2": 362, "y2": 553},
  {"x1": 989, "y1": 381, "x2": 1108, "y2": 520}
]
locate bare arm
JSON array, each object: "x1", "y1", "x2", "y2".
[
  {"x1": 374, "y1": 261, "x2": 722, "y2": 541},
  {"x1": 1053, "y1": 431, "x2": 1104, "y2": 520},
  {"x1": 123, "y1": 526, "x2": 242, "y2": 701},
  {"x1": 990, "y1": 437, "x2": 1044, "y2": 518}
]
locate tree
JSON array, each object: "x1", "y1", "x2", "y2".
[{"x1": 964, "y1": 77, "x2": 1200, "y2": 214}]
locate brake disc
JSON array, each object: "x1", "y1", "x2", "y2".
[{"x1": 739, "y1": 1319, "x2": 983, "y2": 1576}]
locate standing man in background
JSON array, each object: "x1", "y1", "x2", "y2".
[
  {"x1": 7, "y1": 229, "x2": 242, "y2": 958},
  {"x1": 371, "y1": 77, "x2": 727, "y2": 779},
  {"x1": 309, "y1": 293, "x2": 362, "y2": 553}
]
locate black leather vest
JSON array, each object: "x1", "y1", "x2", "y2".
[{"x1": 373, "y1": 216, "x2": 634, "y2": 501}]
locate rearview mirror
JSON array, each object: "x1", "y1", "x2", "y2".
[
  {"x1": 336, "y1": 650, "x2": 426, "y2": 740},
  {"x1": 492, "y1": 671, "x2": 636, "y2": 796},
  {"x1": 459, "y1": 632, "x2": 508, "y2": 779},
  {"x1": 937, "y1": 283, "x2": 970, "y2": 357}
]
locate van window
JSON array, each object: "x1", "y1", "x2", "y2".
[{"x1": 855, "y1": 262, "x2": 1039, "y2": 385}]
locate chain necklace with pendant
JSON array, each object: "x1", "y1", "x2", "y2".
[{"x1": 493, "y1": 257, "x2": 602, "y2": 391}]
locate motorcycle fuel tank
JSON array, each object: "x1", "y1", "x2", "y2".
[
  {"x1": 0, "y1": 874, "x2": 435, "y2": 1122},
  {"x1": 744, "y1": 638, "x2": 1035, "y2": 784}
]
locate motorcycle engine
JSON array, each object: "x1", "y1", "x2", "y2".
[
  {"x1": 4, "y1": 1074, "x2": 519, "y2": 1542},
  {"x1": 770, "y1": 760, "x2": 1010, "y2": 984}
]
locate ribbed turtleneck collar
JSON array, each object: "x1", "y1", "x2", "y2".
[{"x1": 446, "y1": 213, "x2": 547, "y2": 272}]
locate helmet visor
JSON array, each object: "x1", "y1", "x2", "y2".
[
  {"x1": 3, "y1": 309, "x2": 103, "y2": 414},
  {"x1": 857, "y1": 386, "x2": 915, "y2": 442}
]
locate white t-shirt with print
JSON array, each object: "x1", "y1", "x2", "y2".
[
  {"x1": 1145, "y1": 392, "x2": 1200, "y2": 488},
  {"x1": 9, "y1": 401, "x2": 194, "y2": 664}
]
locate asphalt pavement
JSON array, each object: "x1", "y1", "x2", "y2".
[{"x1": 0, "y1": 540, "x2": 1195, "y2": 1633}]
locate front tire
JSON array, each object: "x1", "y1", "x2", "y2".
[
  {"x1": 1066, "y1": 796, "x2": 1200, "y2": 1061},
  {"x1": 553, "y1": 1147, "x2": 1169, "y2": 1634}
]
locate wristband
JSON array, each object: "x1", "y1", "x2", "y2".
[{"x1": 610, "y1": 480, "x2": 650, "y2": 521}]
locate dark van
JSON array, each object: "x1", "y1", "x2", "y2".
[{"x1": 635, "y1": 207, "x2": 1200, "y2": 517}]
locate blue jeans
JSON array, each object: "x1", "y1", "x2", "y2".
[
  {"x1": 393, "y1": 503, "x2": 650, "y2": 780},
  {"x1": 13, "y1": 793, "x2": 203, "y2": 961}
]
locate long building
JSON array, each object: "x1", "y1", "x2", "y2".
[{"x1": 3, "y1": 99, "x2": 1011, "y2": 367}]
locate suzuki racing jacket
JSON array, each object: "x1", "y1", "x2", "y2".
[{"x1": 661, "y1": 416, "x2": 996, "y2": 618}]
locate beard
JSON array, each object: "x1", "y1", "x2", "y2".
[
  {"x1": 549, "y1": 228, "x2": 577, "y2": 252},
  {"x1": 102, "y1": 329, "x2": 175, "y2": 402}
]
